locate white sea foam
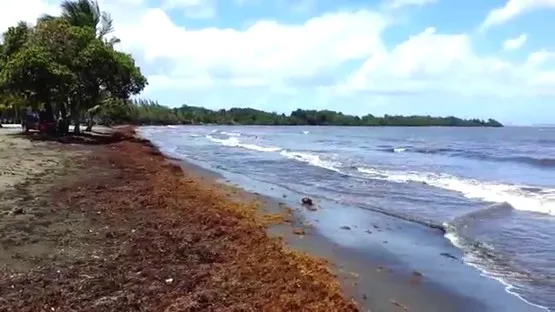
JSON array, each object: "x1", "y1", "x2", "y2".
[
  {"x1": 302, "y1": 131, "x2": 310, "y2": 134},
  {"x1": 221, "y1": 131, "x2": 241, "y2": 137},
  {"x1": 280, "y1": 150, "x2": 341, "y2": 172},
  {"x1": 206, "y1": 135, "x2": 281, "y2": 152},
  {"x1": 357, "y1": 167, "x2": 555, "y2": 216},
  {"x1": 393, "y1": 148, "x2": 407, "y2": 153},
  {"x1": 444, "y1": 230, "x2": 550, "y2": 311}
]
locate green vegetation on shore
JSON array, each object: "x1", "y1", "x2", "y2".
[
  {"x1": 95, "y1": 99, "x2": 504, "y2": 127},
  {"x1": 0, "y1": 0, "x2": 146, "y2": 133}
]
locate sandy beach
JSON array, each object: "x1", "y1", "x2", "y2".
[{"x1": 0, "y1": 126, "x2": 481, "y2": 311}]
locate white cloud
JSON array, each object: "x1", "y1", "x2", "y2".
[
  {"x1": 481, "y1": 0, "x2": 555, "y2": 30},
  {"x1": 115, "y1": 9, "x2": 389, "y2": 90},
  {"x1": 503, "y1": 33, "x2": 527, "y2": 51},
  {"x1": 340, "y1": 27, "x2": 554, "y2": 97},
  {"x1": 526, "y1": 50, "x2": 555, "y2": 67},
  {"x1": 0, "y1": 0, "x2": 59, "y2": 33},
  {"x1": 384, "y1": 0, "x2": 438, "y2": 10},
  {"x1": 2, "y1": 0, "x2": 555, "y2": 109}
]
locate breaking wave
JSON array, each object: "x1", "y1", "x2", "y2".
[
  {"x1": 205, "y1": 135, "x2": 281, "y2": 152},
  {"x1": 379, "y1": 147, "x2": 555, "y2": 169},
  {"x1": 356, "y1": 167, "x2": 555, "y2": 216},
  {"x1": 280, "y1": 150, "x2": 341, "y2": 172}
]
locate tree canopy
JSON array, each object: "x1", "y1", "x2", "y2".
[
  {"x1": 0, "y1": 0, "x2": 146, "y2": 133},
  {"x1": 93, "y1": 99, "x2": 503, "y2": 127}
]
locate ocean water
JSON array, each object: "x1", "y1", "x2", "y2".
[{"x1": 140, "y1": 125, "x2": 555, "y2": 311}]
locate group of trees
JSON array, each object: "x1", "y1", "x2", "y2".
[
  {"x1": 0, "y1": 0, "x2": 146, "y2": 133},
  {"x1": 91, "y1": 99, "x2": 503, "y2": 127}
]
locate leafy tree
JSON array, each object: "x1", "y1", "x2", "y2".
[{"x1": 0, "y1": 0, "x2": 146, "y2": 134}]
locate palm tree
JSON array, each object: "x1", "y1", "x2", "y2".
[
  {"x1": 41, "y1": 0, "x2": 121, "y2": 133},
  {"x1": 41, "y1": 0, "x2": 120, "y2": 45}
]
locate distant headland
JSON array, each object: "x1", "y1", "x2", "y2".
[{"x1": 101, "y1": 99, "x2": 504, "y2": 127}]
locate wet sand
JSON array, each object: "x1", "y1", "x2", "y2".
[{"x1": 176, "y1": 157, "x2": 485, "y2": 312}]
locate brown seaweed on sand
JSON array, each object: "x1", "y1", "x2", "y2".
[{"x1": 0, "y1": 127, "x2": 359, "y2": 312}]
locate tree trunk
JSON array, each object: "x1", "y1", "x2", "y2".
[
  {"x1": 59, "y1": 104, "x2": 69, "y2": 136},
  {"x1": 74, "y1": 117, "x2": 81, "y2": 134},
  {"x1": 71, "y1": 104, "x2": 81, "y2": 135},
  {"x1": 85, "y1": 119, "x2": 93, "y2": 132}
]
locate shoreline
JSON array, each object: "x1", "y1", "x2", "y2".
[
  {"x1": 139, "y1": 125, "x2": 551, "y2": 312},
  {"x1": 0, "y1": 125, "x2": 547, "y2": 311},
  {"x1": 154, "y1": 132, "x2": 487, "y2": 311}
]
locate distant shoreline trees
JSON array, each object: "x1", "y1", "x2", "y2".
[{"x1": 93, "y1": 98, "x2": 504, "y2": 127}]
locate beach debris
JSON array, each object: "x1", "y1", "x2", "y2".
[
  {"x1": 412, "y1": 271, "x2": 423, "y2": 277},
  {"x1": 339, "y1": 225, "x2": 351, "y2": 230},
  {"x1": 282, "y1": 194, "x2": 287, "y2": 198},
  {"x1": 293, "y1": 228, "x2": 306, "y2": 235},
  {"x1": 440, "y1": 252, "x2": 459, "y2": 261},
  {"x1": 301, "y1": 197, "x2": 318, "y2": 211},
  {"x1": 410, "y1": 271, "x2": 423, "y2": 285},
  {"x1": 165, "y1": 278, "x2": 174, "y2": 284},
  {"x1": 391, "y1": 299, "x2": 409, "y2": 311},
  {"x1": 11, "y1": 207, "x2": 24, "y2": 215}
]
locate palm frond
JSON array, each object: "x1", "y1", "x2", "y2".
[
  {"x1": 37, "y1": 14, "x2": 56, "y2": 24},
  {"x1": 60, "y1": 0, "x2": 100, "y2": 29},
  {"x1": 108, "y1": 36, "x2": 121, "y2": 46},
  {"x1": 98, "y1": 11, "x2": 114, "y2": 39}
]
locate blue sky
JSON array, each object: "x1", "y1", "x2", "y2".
[{"x1": 1, "y1": 0, "x2": 555, "y2": 125}]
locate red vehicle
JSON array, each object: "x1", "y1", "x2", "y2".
[{"x1": 22, "y1": 111, "x2": 57, "y2": 134}]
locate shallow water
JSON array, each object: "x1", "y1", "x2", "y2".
[{"x1": 140, "y1": 125, "x2": 555, "y2": 311}]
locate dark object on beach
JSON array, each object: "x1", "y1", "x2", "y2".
[
  {"x1": 11, "y1": 207, "x2": 24, "y2": 215},
  {"x1": 365, "y1": 230, "x2": 372, "y2": 234},
  {"x1": 410, "y1": 271, "x2": 423, "y2": 286},
  {"x1": 340, "y1": 225, "x2": 351, "y2": 230},
  {"x1": 301, "y1": 197, "x2": 313, "y2": 206},
  {"x1": 293, "y1": 228, "x2": 306, "y2": 235},
  {"x1": 391, "y1": 299, "x2": 409, "y2": 311},
  {"x1": 440, "y1": 252, "x2": 459, "y2": 261}
]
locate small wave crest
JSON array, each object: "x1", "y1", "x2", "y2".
[
  {"x1": 356, "y1": 167, "x2": 555, "y2": 216},
  {"x1": 220, "y1": 131, "x2": 241, "y2": 137},
  {"x1": 444, "y1": 219, "x2": 551, "y2": 311},
  {"x1": 205, "y1": 135, "x2": 281, "y2": 152},
  {"x1": 379, "y1": 146, "x2": 555, "y2": 169},
  {"x1": 280, "y1": 150, "x2": 341, "y2": 172}
]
